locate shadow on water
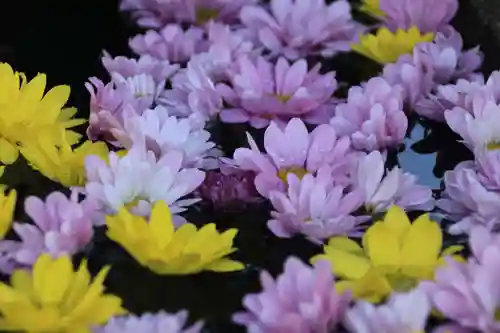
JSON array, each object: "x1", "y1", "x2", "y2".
[{"x1": 2, "y1": 0, "x2": 498, "y2": 331}]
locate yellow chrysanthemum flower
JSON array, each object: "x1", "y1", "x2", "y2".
[
  {"x1": 0, "y1": 188, "x2": 15, "y2": 238},
  {"x1": 311, "y1": 206, "x2": 463, "y2": 303},
  {"x1": 106, "y1": 200, "x2": 245, "y2": 275},
  {"x1": 0, "y1": 254, "x2": 125, "y2": 332},
  {"x1": 21, "y1": 136, "x2": 109, "y2": 187},
  {"x1": 0, "y1": 63, "x2": 85, "y2": 165},
  {"x1": 360, "y1": 0, "x2": 385, "y2": 17},
  {"x1": 352, "y1": 26, "x2": 434, "y2": 64}
]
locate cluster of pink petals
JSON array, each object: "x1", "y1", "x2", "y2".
[
  {"x1": 233, "y1": 257, "x2": 350, "y2": 333},
  {"x1": 93, "y1": 310, "x2": 204, "y2": 333},
  {"x1": 240, "y1": 0, "x2": 363, "y2": 59},
  {"x1": 421, "y1": 226, "x2": 500, "y2": 333},
  {"x1": 230, "y1": 118, "x2": 357, "y2": 198},
  {"x1": 194, "y1": 167, "x2": 261, "y2": 209},
  {"x1": 218, "y1": 56, "x2": 337, "y2": 128},
  {"x1": 120, "y1": 0, "x2": 257, "y2": 28},
  {"x1": 383, "y1": 27, "x2": 483, "y2": 117},
  {"x1": 129, "y1": 24, "x2": 206, "y2": 63},
  {"x1": 330, "y1": 77, "x2": 407, "y2": 152},
  {"x1": 84, "y1": 147, "x2": 205, "y2": 220},
  {"x1": 376, "y1": 0, "x2": 458, "y2": 33},
  {"x1": 437, "y1": 151, "x2": 500, "y2": 234},
  {"x1": 268, "y1": 167, "x2": 364, "y2": 241},
  {"x1": 0, "y1": 191, "x2": 99, "y2": 274},
  {"x1": 354, "y1": 151, "x2": 435, "y2": 213}
]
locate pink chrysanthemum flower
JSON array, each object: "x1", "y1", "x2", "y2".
[
  {"x1": 268, "y1": 167, "x2": 364, "y2": 241},
  {"x1": 384, "y1": 27, "x2": 483, "y2": 115},
  {"x1": 354, "y1": 151, "x2": 435, "y2": 213},
  {"x1": 217, "y1": 56, "x2": 337, "y2": 128},
  {"x1": 330, "y1": 77, "x2": 407, "y2": 152},
  {"x1": 233, "y1": 257, "x2": 350, "y2": 333},
  {"x1": 230, "y1": 118, "x2": 357, "y2": 198},
  {"x1": 116, "y1": 107, "x2": 219, "y2": 169},
  {"x1": 85, "y1": 146, "x2": 205, "y2": 220},
  {"x1": 421, "y1": 227, "x2": 500, "y2": 333},
  {"x1": 0, "y1": 191, "x2": 99, "y2": 273},
  {"x1": 240, "y1": 0, "x2": 363, "y2": 59},
  {"x1": 129, "y1": 24, "x2": 206, "y2": 63},
  {"x1": 194, "y1": 167, "x2": 261, "y2": 209},
  {"x1": 93, "y1": 310, "x2": 203, "y2": 333},
  {"x1": 376, "y1": 0, "x2": 458, "y2": 33},
  {"x1": 437, "y1": 158, "x2": 500, "y2": 235},
  {"x1": 344, "y1": 289, "x2": 431, "y2": 333},
  {"x1": 121, "y1": 0, "x2": 257, "y2": 28}
]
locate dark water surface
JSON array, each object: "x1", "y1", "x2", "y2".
[{"x1": 2, "y1": 0, "x2": 499, "y2": 331}]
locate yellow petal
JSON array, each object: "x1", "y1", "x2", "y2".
[
  {"x1": 204, "y1": 259, "x2": 244, "y2": 272},
  {"x1": 311, "y1": 249, "x2": 370, "y2": 280},
  {"x1": 149, "y1": 201, "x2": 174, "y2": 249},
  {"x1": 326, "y1": 237, "x2": 363, "y2": 255},
  {"x1": 0, "y1": 138, "x2": 18, "y2": 165},
  {"x1": 382, "y1": 205, "x2": 411, "y2": 242},
  {"x1": 365, "y1": 222, "x2": 400, "y2": 269}
]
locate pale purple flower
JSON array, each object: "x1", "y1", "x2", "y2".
[
  {"x1": 344, "y1": 289, "x2": 431, "y2": 333},
  {"x1": 217, "y1": 56, "x2": 337, "y2": 128},
  {"x1": 230, "y1": 118, "x2": 357, "y2": 198},
  {"x1": 421, "y1": 228, "x2": 500, "y2": 333},
  {"x1": 240, "y1": 0, "x2": 363, "y2": 59},
  {"x1": 476, "y1": 150, "x2": 500, "y2": 191},
  {"x1": 445, "y1": 100, "x2": 500, "y2": 154},
  {"x1": 233, "y1": 257, "x2": 350, "y2": 333},
  {"x1": 93, "y1": 310, "x2": 203, "y2": 333},
  {"x1": 85, "y1": 146, "x2": 205, "y2": 220},
  {"x1": 377, "y1": 0, "x2": 458, "y2": 33},
  {"x1": 268, "y1": 167, "x2": 363, "y2": 241},
  {"x1": 384, "y1": 27, "x2": 483, "y2": 115},
  {"x1": 437, "y1": 160, "x2": 500, "y2": 234},
  {"x1": 121, "y1": 0, "x2": 256, "y2": 28},
  {"x1": 354, "y1": 151, "x2": 435, "y2": 213},
  {"x1": 129, "y1": 24, "x2": 206, "y2": 63},
  {"x1": 116, "y1": 107, "x2": 219, "y2": 169},
  {"x1": 194, "y1": 166, "x2": 261, "y2": 208},
  {"x1": 330, "y1": 77, "x2": 407, "y2": 152},
  {"x1": 0, "y1": 191, "x2": 98, "y2": 270},
  {"x1": 158, "y1": 56, "x2": 223, "y2": 123}
]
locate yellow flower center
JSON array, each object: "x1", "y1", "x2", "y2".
[
  {"x1": 195, "y1": 7, "x2": 219, "y2": 24},
  {"x1": 487, "y1": 142, "x2": 500, "y2": 150},
  {"x1": 278, "y1": 167, "x2": 308, "y2": 184},
  {"x1": 274, "y1": 94, "x2": 292, "y2": 103},
  {"x1": 385, "y1": 273, "x2": 418, "y2": 292}
]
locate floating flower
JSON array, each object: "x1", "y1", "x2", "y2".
[
  {"x1": 106, "y1": 200, "x2": 244, "y2": 275},
  {"x1": 445, "y1": 100, "x2": 500, "y2": 154},
  {"x1": 21, "y1": 137, "x2": 109, "y2": 187},
  {"x1": 0, "y1": 254, "x2": 124, "y2": 332},
  {"x1": 268, "y1": 167, "x2": 363, "y2": 241},
  {"x1": 437, "y1": 160, "x2": 500, "y2": 234},
  {"x1": 374, "y1": 0, "x2": 458, "y2": 33},
  {"x1": 0, "y1": 63, "x2": 85, "y2": 165},
  {"x1": 0, "y1": 188, "x2": 16, "y2": 239},
  {"x1": 240, "y1": 0, "x2": 362, "y2": 59},
  {"x1": 421, "y1": 227, "x2": 500, "y2": 333},
  {"x1": 233, "y1": 257, "x2": 350, "y2": 333},
  {"x1": 354, "y1": 151, "x2": 434, "y2": 213},
  {"x1": 85, "y1": 147, "x2": 205, "y2": 219},
  {"x1": 118, "y1": 107, "x2": 218, "y2": 169},
  {"x1": 344, "y1": 289, "x2": 431, "y2": 333},
  {"x1": 3, "y1": 191, "x2": 99, "y2": 270},
  {"x1": 384, "y1": 27, "x2": 483, "y2": 113},
  {"x1": 217, "y1": 56, "x2": 337, "y2": 128},
  {"x1": 93, "y1": 310, "x2": 204, "y2": 333},
  {"x1": 311, "y1": 206, "x2": 461, "y2": 302},
  {"x1": 129, "y1": 25, "x2": 206, "y2": 63},
  {"x1": 120, "y1": 0, "x2": 256, "y2": 28},
  {"x1": 330, "y1": 77, "x2": 407, "y2": 152},
  {"x1": 230, "y1": 118, "x2": 356, "y2": 198},
  {"x1": 194, "y1": 167, "x2": 261, "y2": 209},
  {"x1": 352, "y1": 26, "x2": 434, "y2": 64}
]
